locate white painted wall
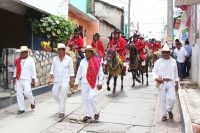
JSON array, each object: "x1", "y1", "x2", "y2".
[
  {"x1": 95, "y1": 2, "x2": 123, "y2": 29},
  {"x1": 14, "y1": 0, "x2": 69, "y2": 19}
]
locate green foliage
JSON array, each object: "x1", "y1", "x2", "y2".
[
  {"x1": 25, "y1": 8, "x2": 75, "y2": 47},
  {"x1": 87, "y1": 0, "x2": 94, "y2": 13}
]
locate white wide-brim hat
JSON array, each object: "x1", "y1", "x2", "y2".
[
  {"x1": 54, "y1": 43, "x2": 66, "y2": 51},
  {"x1": 81, "y1": 45, "x2": 97, "y2": 53},
  {"x1": 20, "y1": 46, "x2": 31, "y2": 52},
  {"x1": 162, "y1": 45, "x2": 173, "y2": 53},
  {"x1": 15, "y1": 49, "x2": 21, "y2": 53}
]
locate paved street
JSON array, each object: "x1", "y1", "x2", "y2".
[{"x1": 0, "y1": 72, "x2": 182, "y2": 133}]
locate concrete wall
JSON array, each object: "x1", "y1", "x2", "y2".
[
  {"x1": 98, "y1": 20, "x2": 115, "y2": 48},
  {"x1": 95, "y1": 2, "x2": 123, "y2": 30},
  {"x1": 191, "y1": 5, "x2": 200, "y2": 85},
  {"x1": 0, "y1": 9, "x2": 28, "y2": 55},
  {"x1": 0, "y1": 48, "x2": 57, "y2": 90}
]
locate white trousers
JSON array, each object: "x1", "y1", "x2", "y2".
[
  {"x1": 52, "y1": 81, "x2": 69, "y2": 113},
  {"x1": 159, "y1": 81, "x2": 176, "y2": 117},
  {"x1": 81, "y1": 83, "x2": 99, "y2": 117},
  {"x1": 16, "y1": 79, "x2": 34, "y2": 110}
]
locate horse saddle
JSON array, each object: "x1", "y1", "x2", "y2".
[{"x1": 116, "y1": 53, "x2": 123, "y2": 65}]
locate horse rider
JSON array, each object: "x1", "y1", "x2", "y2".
[
  {"x1": 67, "y1": 28, "x2": 85, "y2": 59},
  {"x1": 91, "y1": 33, "x2": 105, "y2": 62},
  {"x1": 149, "y1": 38, "x2": 161, "y2": 52},
  {"x1": 130, "y1": 33, "x2": 146, "y2": 64},
  {"x1": 109, "y1": 28, "x2": 127, "y2": 75}
]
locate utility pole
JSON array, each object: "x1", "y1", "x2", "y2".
[
  {"x1": 167, "y1": 0, "x2": 173, "y2": 46},
  {"x1": 128, "y1": 0, "x2": 131, "y2": 38}
]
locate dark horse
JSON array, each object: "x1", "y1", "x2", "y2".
[
  {"x1": 126, "y1": 43, "x2": 149, "y2": 87},
  {"x1": 106, "y1": 45, "x2": 124, "y2": 95}
]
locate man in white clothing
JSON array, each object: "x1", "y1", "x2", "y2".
[
  {"x1": 174, "y1": 42, "x2": 187, "y2": 81},
  {"x1": 13, "y1": 46, "x2": 36, "y2": 114},
  {"x1": 74, "y1": 45, "x2": 104, "y2": 122},
  {"x1": 152, "y1": 45, "x2": 179, "y2": 121},
  {"x1": 48, "y1": 43, "x2": 74, "y2": 118}
]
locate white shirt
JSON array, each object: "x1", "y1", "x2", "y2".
[
  {"x1": 75, "y1": 58, "x2": 104, "y2": 85},
  {"x1": 174, "y1": 47, "x2": 187, "y2": 63},
  {"x1": 162, "y1": 59, "x2": 172, "y2": 79},
  {"x1": 50, "y1": 55, "x2": 74, "y2": 83},
  {"x1": 152, "y1": 57, "x2": 179, "y2": 85},
  {"x1": 13, "y1": 56, "x2": 36, "y2": 81}
]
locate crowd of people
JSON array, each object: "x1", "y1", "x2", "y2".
[{"x1": 12, "y1": 27, "x2": 192, "y2": 123}]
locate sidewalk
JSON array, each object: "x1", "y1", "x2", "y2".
[{"x1": 179, "y1": 77, "x2": 200, "y2": 133}]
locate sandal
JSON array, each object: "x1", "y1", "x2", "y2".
[
  {"x1": 17, "y1": 110, "x2": 25, "y2": 114},
  {"x1": 31, "y1": 101, "x2": 35, "y2": 109},
  {"x1": 168, "y1": 111, "x2": 174, "y2": 119},
  {"x1": 161, "y1": 116, "x2": 167, "y2": 121},
  {"x1": 83, "y1": 116, "x2": 91, "y2": 122},
  {"x1": 94, "y1": 112, "x2": 100, "y2": 120}
]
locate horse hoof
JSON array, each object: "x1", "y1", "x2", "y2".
[
  {"x1": 146, "y1": 83, "x2": 149, "y2": 86},
  {"x1": 112, "y1": 91, "x2": 116, "y2": 96},
  {"x1": 137, "y1": 80, "x2": 141, "y2": 83},
  {"x1": 107, "y1": 87, "x2": 111, "y2": 91}
]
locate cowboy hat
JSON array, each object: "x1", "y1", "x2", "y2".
[
  {"x1": 162, "y1": 45, "x2": 171, "y2": 52},
  {"x1": 93, "y1": 33, "x2": 101, "y2": 37},
  {"x1": 113, "y1": 28, "x2": 121, "y2": 33},
  {"x1": 73, "y1": 28, "x2": 80, "y2": 34},
  {"x1": 81, "y1": 45, "x2": 97, "y2": 53},
  {"x1": 53, "y1": 43, "x2": 66, "y2": 51},
  {"x1": 133, "y1": 34, "x2": 140, "y2": 37},
  {"x1": 19, "y1": 46, "x2": 31, "y2": 52},
  {"x1": 107, "y1": 36, "x2": 112, "y2": 39}
]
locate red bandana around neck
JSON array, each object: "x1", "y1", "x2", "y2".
[
  {"x1": 15, "y1": 57, "x2": 22, "y2": 80},
  {"x1": 86, "y1": 56, "x2": 101, "y2": 89}
]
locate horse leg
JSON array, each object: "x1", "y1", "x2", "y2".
[
  {"x1": 121, "y1": 74, "x2": 123, "y2": 91},
  {"x1": 107, "y1": 74, "x2": 112, "y2": 91},
  {"x1": 113, "y1": 76, "x2": 118, "y2": 95},
  {"x1": 132, "y1": 71, "x2": 135, "y2": 87},
  {"x1": 146, "y1": 62, "x2": 149, "y2": 86}
]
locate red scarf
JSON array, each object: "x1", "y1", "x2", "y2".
[
  {"x1": 86, "y1": 56, "x2": 101, "y2": 89},
  {"x1": 15, "y1": 57, "x2": 22, "y2": 80}
]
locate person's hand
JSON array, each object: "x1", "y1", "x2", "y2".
[
  {"x1": 74, "y1": 84, "x2": 78, "y2": 90},
  {"x1": 70, "y1": 80, "x2": 74, "y2": 88},
  {"x1": 31, "y1": 79, "x2": 35, "y2": 87},
  {"x1": 13, "y1": 78, "x2": 16, "y2": 85},
  {"x1": 175, "y1": 84, "x2": 179, "y2": 91},
  {"x1": 48, "y1": 78, "x2": 52, "y2": 86},
  {"x1": 97, "y1": 85, "x2": 102, "y2": 90},
  {"x1": 155, "y1": 78, "x2": 163, "y2": 84}
]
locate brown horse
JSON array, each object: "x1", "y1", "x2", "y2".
[
  {"x1": 126, "y1": 43, "x2": 149, "y2": 86},
  {"x1": 106, "y1": 45, "x2": 124, "y2": 95}
]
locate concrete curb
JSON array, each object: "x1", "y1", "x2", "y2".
[
  {"x1": 0, "y1": 84, "x2": 53, "y2": 109},
  {"x1": 178, "y1": 86, "x2": 193, "y2": 133}
]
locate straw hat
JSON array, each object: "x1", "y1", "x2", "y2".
[
  {"x1": 162, "y1": 45, "x2": 171, "y2": 52},
  {"x1": 53, "y1": 43, "x2": 66, "y2": 51},
  {"x1": 81, "y1": 45, "x2": 97, "y2": 53},
  {"x1": 19, "y1": 46, "x2": 31, "y2": 52}
]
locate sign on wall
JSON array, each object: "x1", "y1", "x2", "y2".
[
  {"x1": 182, "y1": 28, "x2": 188, "y2": 41},
  {"x1": 16, "y1": 0, "x2": 68, "y2": 19}
]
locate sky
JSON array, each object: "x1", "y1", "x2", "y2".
[{"x1": 102, "y1": 0, "x2": 168, "y2": 40}]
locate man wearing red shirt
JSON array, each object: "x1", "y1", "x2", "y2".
[
  {"x1": 109, "y1": 28, "x2": 127, "y2": 73},
  {"x1": 152, "y1": 39, "x2": 161, "y2": 52},
  {"x1": 131, "y1": 34, "x2": 145, "y2": 66},
  {"x1": 91, "y1": 33, "x2": 105, "y2": 59},
  {"x1": 67, "y1": 28, "x2": 85, "y2": 59}
]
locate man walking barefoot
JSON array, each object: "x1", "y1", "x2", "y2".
[
  {"x1": 152, "y1": 45, "x2": 179, "y2": 121},
  {"x1": 48, "y1": 43, "x2": 74, "y2": 118},
  {"x1": 74, "y1": 45, "x2": 104, "y2": 122}
]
